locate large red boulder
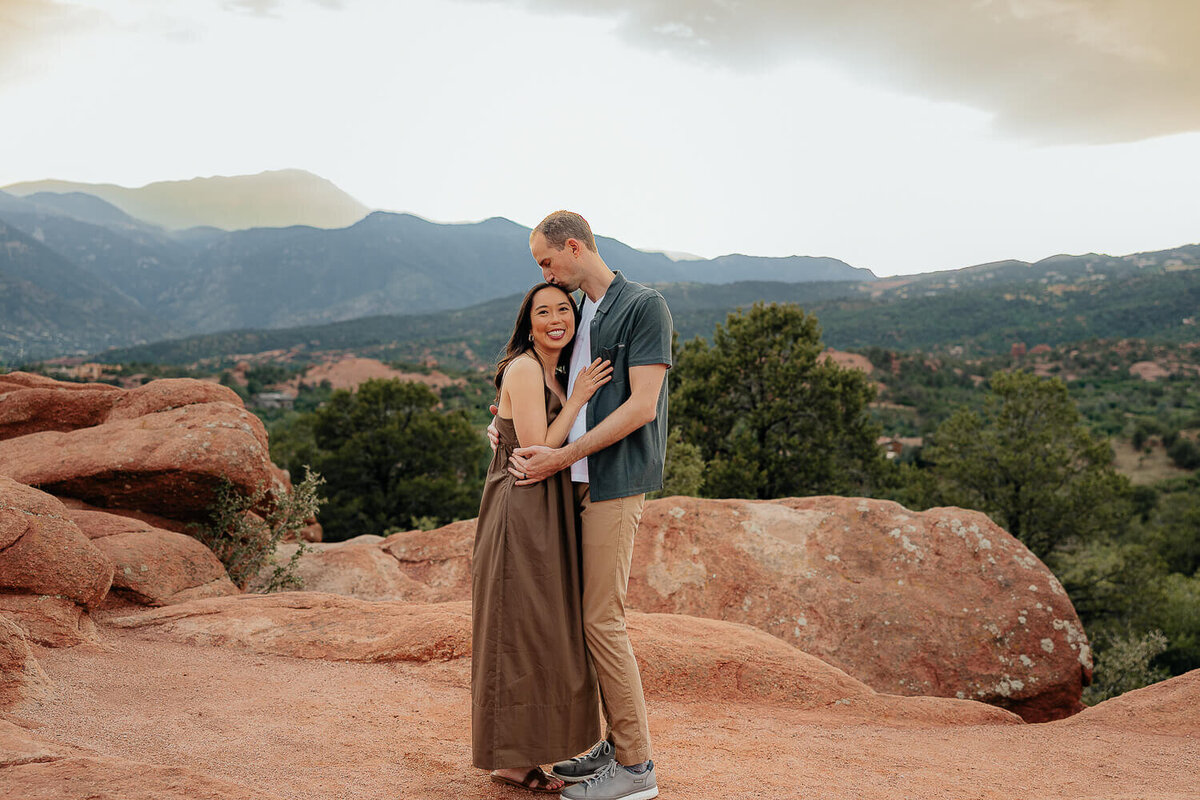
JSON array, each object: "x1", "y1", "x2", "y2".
[
  {"x1": 253, "y1": 526, "x2": 471, "y2": 601},
  {"x1": 0, "y1": 373, "x2": 243, "y2": 441},
  {"x1": 381, "y1": 522, "x2": 474, "y2": 601},
  {"x1": 0, "y1": 477, "x2": 111, "y2": 646},
  {"x1": 0, "y1": 402, "x2": 282, "y2": 520},
  {"x1": 67, "y1": 508, "x2": 239, "y2": 606},
  {"x1": 628, "y1": 496, "x2": 1093, "y2": 721},
  {"x1": 0, "y1": 477, "x2": 113, "y2": 607},
  {"x1": 267, "y1": 536, "x2": 436, "y2": 601}
]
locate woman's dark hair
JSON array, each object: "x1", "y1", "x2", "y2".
[{"x1": 494, "y1": 282, "x2": 580, "y2": 400}]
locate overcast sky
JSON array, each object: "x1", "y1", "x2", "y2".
[{"x1": 2, "y1": 0, "x2": 1197, "y2": 275}]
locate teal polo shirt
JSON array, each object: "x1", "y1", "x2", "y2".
[{"x1": 583, "y1": 271, "x2": 673, "y2": 502}]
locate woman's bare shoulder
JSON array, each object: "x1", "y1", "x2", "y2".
[{"x1": 501, "y1": 353, "x2": 542, "y2": 385}]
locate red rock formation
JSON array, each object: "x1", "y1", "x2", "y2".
[
  {"x1": 629, "y1": 496, "x2": 1092, "y2": 721},
  {"x1": 381, "y1": 522, "x2": 473, "y2": 601},
  {"x1": 0, "y1": 477, "x2": 112, "y2": 646},
  {"x1": 271, "y1": 536, "x2": 435, "y2": 600},
  {"x1": 0, "y1": 373, "x2": 242, "y2": 441},
  {"x1": 0, "y1": 715, "x2": 284, "y2": 800},
  {"x1": 0, "y1": 595, "x2": 99, "y2": 647},
  {"x1": 0, "y1": 617, "x2": 51, "y2": 708},
  {"x1": 0, "y1": 478, "x2": 113, "y2": 607},
  {"x1": 0, "y1": 402, "x2": 281, "y2": 520},
  {"x1": 66, "y1": 508, "x2": 238, "y2": 606},
  {"x1": 8, "y1": 600, "x2": 1197, "y2": 800},
  {"x1": 110, "y1": 592, "x2": 473, "y2": 663},
  {"x1": 1065, "y1": 669, "x2": 1200, "y2": 737}
]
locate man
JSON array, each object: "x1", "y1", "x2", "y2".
[{"x1": 506, "y1": 210, "x2": 671, "y2": 800}]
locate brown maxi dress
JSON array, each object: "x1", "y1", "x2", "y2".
[{"x1": 471, "y1": 385, "x2": 601, "y2": 769}]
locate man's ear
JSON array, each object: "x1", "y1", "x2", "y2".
[{"x1": 567, "y1": 238, "x2": 582, "y2": 257}]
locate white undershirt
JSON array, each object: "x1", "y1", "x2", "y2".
[{"x1": 566, "y1": 293, "x2": 603, "y2": 483}]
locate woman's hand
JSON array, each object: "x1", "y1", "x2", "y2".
[{"x1": 570, "y1": 358, "x2": 612, "y2": 403}]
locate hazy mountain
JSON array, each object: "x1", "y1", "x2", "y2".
[
  {"x1": 22, "y1": 191, "x2": 155, "y2": 232},
  {"x1": 142, "y1": 211, "x2": 872, "y2": 334},
  {"x1": 0, "y1": 219, "x2": 175, "y2": 362},
  {"x1": 864, "y1": 245, "x2": 1200, "y2": 297},
  {"x1": 2, "y1": 169, "x2": 370, "y2": 231},
  {"x1": 0, "y1": 195, "x2": 192, "y2": 310},
  {"x1": 0, "y1": 194, "x2": 873, "y2": 362}
]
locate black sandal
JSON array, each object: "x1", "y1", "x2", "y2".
[{"x1": 490, "y1": 766, "x2": 564, "y2": 794}]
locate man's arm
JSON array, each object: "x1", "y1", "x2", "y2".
[{"x1": 509, "y1": 363, "x2": 667, "y2": 482}]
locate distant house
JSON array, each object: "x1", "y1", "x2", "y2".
[
  {"x1": 46, "y1": 362, "x2": 108, "y2": 381},
  {"x1": 877, "y1": 436, "x2": 924, "y2": 460},
  {"x1": 252, "y1": 392, "x2": 295, "y2": 410}
]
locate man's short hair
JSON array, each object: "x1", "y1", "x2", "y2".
[{"x1": 532, "y1": 210, "x2": 598, "y2": 253}]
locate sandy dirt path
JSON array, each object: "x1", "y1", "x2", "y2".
[{"x1": 9, "y1": 630, "x2": 1198, "y2": 800}]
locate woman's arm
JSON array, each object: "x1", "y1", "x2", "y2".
[
  {"x1": 502, "y1": 357, "x2": 551, "y2": 448},
  {"x1": 502, "y1": 356, "x2": 611, "y2": 449}
]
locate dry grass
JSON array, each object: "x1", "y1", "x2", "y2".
[{"x1": 1111, "y1": 439, "x2": 1191, "y2": 485}]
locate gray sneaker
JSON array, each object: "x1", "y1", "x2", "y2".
[
  {"x1": 560, "y1": 760, "x2": 658, "y2": 800},
  {"x1": 551, "y1": 739, "x2": 615, "y2": 783}
]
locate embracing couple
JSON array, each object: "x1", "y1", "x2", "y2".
[{"x1": 472, "y1": 211, "x2": 672, "y2": 800}]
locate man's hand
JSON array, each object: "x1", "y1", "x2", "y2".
[
  {"x1": 509, "y1": 444, "x2": 568, "y2": 485},
  {"x1": 487, "y1": 404, "x2": 499, "y2": 452}
]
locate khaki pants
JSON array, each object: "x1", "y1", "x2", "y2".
[{"x1": 574, "y1": 483, "x2": 652, "y2": 765}]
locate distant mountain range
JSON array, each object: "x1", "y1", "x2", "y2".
[
  {"x1": 1, "y1": 169, "x2": 370, "y2": 231},
  {"x1": 0, "y1": 173, "x2": 874, "y2": 362}
]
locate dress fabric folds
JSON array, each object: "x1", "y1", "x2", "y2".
[{"x1": 471, "y1": 387, "x2": 600, "y2": 769}]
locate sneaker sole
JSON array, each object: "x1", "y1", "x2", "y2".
[
  {"x1": 560, "y1": 788, "x2": 658, "y2": 800},
  {"x1": 615, "y1": 788, "x2": 659, "y2": 800}
]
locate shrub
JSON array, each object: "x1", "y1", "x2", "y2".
[
  {"x1": 190, "y1": 468, "x2": 325, "y2": 592},
  {"x1": 1083, "y1": 629, "x2": 1170, "y2": 705},
  {"x1": 1167, "y1": 437, "x2": 1200, "y2": 470},
  {"x1": 649, "y1": 428, "x2": 706, "y2": 500}
]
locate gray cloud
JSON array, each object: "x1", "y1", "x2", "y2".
[{"x1": 483, "y1": 0, "x2": 1200, "y2": 144}]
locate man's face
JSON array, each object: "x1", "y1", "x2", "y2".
[{"x1": 530, "y1": 232, "x2": 583, "y2": 292}]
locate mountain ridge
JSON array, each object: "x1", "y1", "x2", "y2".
[
  {"x1": 1, "y1": 172, "x2": 1196, "y2": 365},
  {"x1": 2, "y1": 169, "x2": 370, "y2": 232}
]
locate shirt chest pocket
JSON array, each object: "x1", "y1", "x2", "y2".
[{"x1": 598, "y1": 342, "x2": 628, "y2": 383}]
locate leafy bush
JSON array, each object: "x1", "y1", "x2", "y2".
[
  {"x1": 649, "y1": 429, "x2": 706, "y2": 500},
  {"x1": 190, "y1": 468, "x2": 325, "y2": 592},
  {"x1": 1083, "y1": 629, "x2": 1170, "y2": 705},
  {"x1": 1167, "y1": 436, "x2": 1200, "y2": 470}
]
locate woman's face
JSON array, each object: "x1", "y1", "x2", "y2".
[{"x1": 528, "y1": 286, "x2": 575, "y2": 352}]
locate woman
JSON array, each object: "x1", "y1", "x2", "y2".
[{"x1": 472, "y1": 282, "x2": 612, "y2": 793}]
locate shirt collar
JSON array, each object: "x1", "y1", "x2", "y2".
[{"x1": 595, "y1": 271, "x2": 627, "y2": 316}]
